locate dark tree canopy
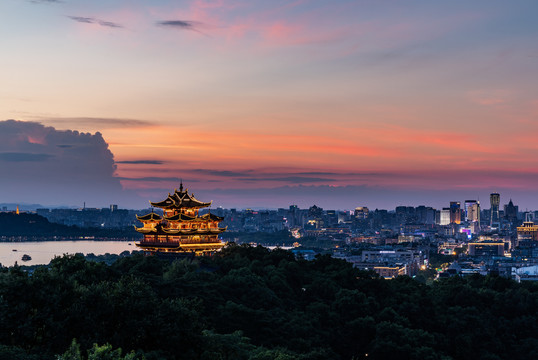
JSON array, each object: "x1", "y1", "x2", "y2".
[{"x1": 0, "y1": 244, "x2": 536, "y2": 359}]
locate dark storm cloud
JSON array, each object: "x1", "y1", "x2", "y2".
[
  {"x1": 116, "y1": 160, "x2": 164, "y2": 165},
  {"x1": 38, "y1": 117, "x2": 153, "y2": 129},
  {"x1": 0, "y1": 152, "x2": 54, "y2": 162},
  {"x1": 67, "y1": 16, "x2": 123, "y2": 28},
  {"x1": 0, "y1": 120, "x2": 142, "y2": 207}
]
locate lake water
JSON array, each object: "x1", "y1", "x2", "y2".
[{"x1": 0, "y1": 241, "x2": 135, "y2": 267}]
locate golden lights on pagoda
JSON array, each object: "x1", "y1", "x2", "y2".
[{"x1": 135, "y1": 183, "x2": 226, "y2": 256}]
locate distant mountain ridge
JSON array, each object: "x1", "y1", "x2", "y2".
[
  {"x1": 0, "y1": 213, "x2": 139, "y2": 239},
  {"x1": 0, "y1": 203, "x2": 45, "y2": 211}
]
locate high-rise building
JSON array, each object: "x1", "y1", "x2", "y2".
[
  {"x1": 490, "y1": 193, "x2": 500, "y2": 228},
  {"x1": 439, "y1": 208, "x2": 451, "y2": 226},
  {"x1": 449, "y1": 201, "x2": 461, "y2": 224},
  {"x1": 504, "y1": 199, "x2": 518, "y2": 223},
  {"x1": 517, "y1": 221, "x2": 538, "y2": 241},
  {"x1": 354, "y1": 206, "x2": 369, "y2": 219},
  {"x1": 464, "y1": 200, "x2": 480, "y2": 222},
  {"x1": 395, "y1": 206, "x2": 415, "y2": 224},
  {"x1": 416, "y1": 206, "x2": 435, "y2": 225}
]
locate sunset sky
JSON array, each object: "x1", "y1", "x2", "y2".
[{"x1": 2, "y1": 0, "x2": 538, "y2": 210}]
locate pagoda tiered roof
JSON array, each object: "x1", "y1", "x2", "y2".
[
  {"x1": 136, "y1": 213, "x2": 163, "y2": 221},
  {"x1": 163, "y1": 213, "x2": 197, "y2": 221},
  {"x1": 200, "y1": 212, "x2": 224, "y2": 221},
  {"x1": 150, "y1": 183, "x2": 211, "y2": 209},
  {"x1": 134, "y1": 225, "x2": 227, "y2": 235}
]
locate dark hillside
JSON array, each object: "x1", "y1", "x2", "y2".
[{"x1": 0, "y1": 212, "x2": 138, "y2": 239}]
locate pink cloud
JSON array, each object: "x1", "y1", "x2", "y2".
[
  {"x1": 263, "y1": 21, "x2": 299, "y2": 41},
  {"x1": 167, "y1": 1, "x2": 356, "y2": 49}
]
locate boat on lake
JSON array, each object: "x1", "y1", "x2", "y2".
[{"x1": 21, "y1": 254, "x2": 32, "y2": 261}]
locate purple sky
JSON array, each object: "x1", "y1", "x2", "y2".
[{"x1": 1, "y1": 1, "x2": 538, "y2": 210}]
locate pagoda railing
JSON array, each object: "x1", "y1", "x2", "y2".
[
  {"x1": 138, "y1": 239, "x2": 222, "y2": 247},
  {"x1": 137, "y1": 241, "x2": 180, "y2": 248}
]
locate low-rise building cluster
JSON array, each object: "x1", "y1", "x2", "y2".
[{"x1": 3, "y1": 192, "x2": 538, "y2": 281}]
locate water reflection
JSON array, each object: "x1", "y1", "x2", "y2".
[{"x1": 0, "y1": 241, "x2": 134, "y2": 267}]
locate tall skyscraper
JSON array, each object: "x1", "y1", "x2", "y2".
[
  {"x1": 504, "y1": 199, "x2": 518, "y2": 223},
  {"x1": 490, "y1": 193, "x2": 500, "y2": 227},
  {"x1": 464, "y1": 200, "x2": 480, "y2": 222},
  {"x1": 449, "y1": 201, "x2": 461, "y2": 224},
  {"x1": 439, "y1": 208, "x2": 450, "y2": 226}
]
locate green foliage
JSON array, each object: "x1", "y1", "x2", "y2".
[
  {"x1": 57, "y1": 340, "x2": 143, "y2": 360},
  {"x1": 58, "y1": 339, "x2": 82, "y2": 360},
  {"x1": 200, "y1": 330, "x2": 254, "y2": 360},
  {"x1": 428, "y1": 252, "x2": 456, "y2": 269},
  {"x1": 86, "y1": 343, "x2": 140, "y2": 360},
  {"x1": 0, "y1": 245, "x2": 536, "y2": 360}
]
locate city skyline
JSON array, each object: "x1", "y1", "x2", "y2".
[
  {"x1": 0, "y1": 188, "x2": 531, "y2": 214},
  {"x1": 2, "y1": 1, "x2": 538, "y2": 209}
]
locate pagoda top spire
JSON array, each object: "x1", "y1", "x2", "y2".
[{"x1": 150, "y1": 183, "x2": 211, "y2": 209}]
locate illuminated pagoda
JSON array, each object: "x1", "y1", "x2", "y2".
[{"x1": 135, "y1": 183, "x2": 226, "y2": 256}]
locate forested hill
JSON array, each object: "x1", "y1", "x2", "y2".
[
  {"x1": 0, "y1": 212, "x2": 137, "y2": 238},
  {"x1": 0, "y1": 244, "x2": 537, "y2": 360}
]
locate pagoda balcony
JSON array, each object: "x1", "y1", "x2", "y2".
[
  {"x1": 138, "y1": 239, "x2": 222, "y2": 247},
  {"x1": 136, "y1": 240, "x2": 224, "y2": 252},
  {"x1": 136, "y1": 241, "x2": 181, "y2": 248}
]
